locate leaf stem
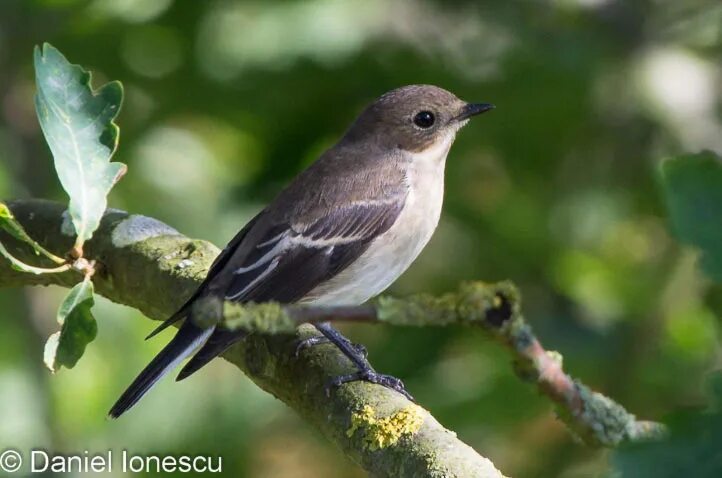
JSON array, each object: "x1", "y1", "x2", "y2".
[
  {"x1": 0, "y1": 241, "x2": 71, "y2": 275},
  {"x1": 1, "y1": 201, "x2": 66, "y2": 264}
]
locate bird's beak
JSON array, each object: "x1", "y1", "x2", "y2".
[{"x1": 454, "y1": 103, "x2": 495, "y2": 121}]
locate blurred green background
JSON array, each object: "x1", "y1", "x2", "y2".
[{"x1": 1, "y1": 0, "x2": 721, "y2": 476}]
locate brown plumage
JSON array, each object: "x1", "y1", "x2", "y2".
[{"x1": 109, "y1": 85, "x2": 493, "y2": 418}]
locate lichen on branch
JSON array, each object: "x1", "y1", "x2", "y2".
[
  {"x1": 221, "y1": 280, "x2": 665, "y2": 447},
  {"x1": 347, "y1": 404, "x2": 425, "y2": 451},
  {"x1": 0, "y1": 199, "x2": 505, "y2": 478},
  {"x1": 0, "y1": 199, "x2": 666, "y2": 475}
]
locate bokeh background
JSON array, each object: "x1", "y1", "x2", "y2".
[{"x1": 1, "y1": 0, "x2": 721, "y2": 476}]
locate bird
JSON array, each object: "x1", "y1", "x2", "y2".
[{"x1": 109, "y1": 84, "x2": 493, "y2": 418}]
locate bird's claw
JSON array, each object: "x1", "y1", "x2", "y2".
[
  {"x1": 295, "y1": 335, "x2": 329, "y2": 357},
  {"x1": 295, "y1": 335, "x2": 368, "y2": 359}
]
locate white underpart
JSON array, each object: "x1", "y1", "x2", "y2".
[{"x1": 305, "y1": 133, "x2": 454, "y2": 306}]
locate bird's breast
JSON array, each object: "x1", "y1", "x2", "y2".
[{"x1": 306, "y1": 143, "x2": 448, "y2": 306}]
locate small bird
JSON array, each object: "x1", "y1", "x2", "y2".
[{"x1": 109, "y1": 85, "x2": 493, "y2": 418}]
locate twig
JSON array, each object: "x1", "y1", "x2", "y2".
[
  {"x1": 0, "y1": 199, "x2": 668, "y2": 475},
  {"x1": 220, "y1": 282, "x2": 666, "y2": 446},
  {"x1": 0, "y1": 199, "x2": 506, "y2": 478}
]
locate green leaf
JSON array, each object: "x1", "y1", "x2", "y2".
[
  {"x1": 0, "y1": 201, "x2": 65, "y2": 263},
  {"x1": 43, "y1": 278, "x2": 97, "y2": 372},
  {"x1": 0, "y1": 202, "x2": 29, "y2": 243},
  {"x1": 33, "y1": 43, "x2": 126, "y2": 250},
  {"x1": 661, "y1": 151, "x2": 722, "y2": 282}
]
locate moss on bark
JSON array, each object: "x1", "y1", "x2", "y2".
[{"x1": 0, "y1": 199, "x2": 505, "y2": 478}]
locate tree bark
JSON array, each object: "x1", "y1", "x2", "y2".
[
  {"x1": 0, "y1": 199, "x2": 505, "y2": 478},
  {"x1": 0, "y1": 199, "x2": 666, "y2": 476}
]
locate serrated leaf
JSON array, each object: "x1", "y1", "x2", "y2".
[
  {"x1": 34, "y1": 43, "x2": 126, "y2": 249},
  {"x1": 661, "y1": 151, "x2": 722, "y2": 282},
  {"x1": 43, "y1": 278, "x2": 97, "y2": 372}
]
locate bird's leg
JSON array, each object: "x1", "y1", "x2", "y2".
[
  {"x1": 328, "y1": 370, "x2": 413, "y2": 401},
  {"x1": 309, "y1": 322, "x2": 414, "y2": 401},
  {"x1": 295, "y1": 328, "x2": 367, "y2": 359}
]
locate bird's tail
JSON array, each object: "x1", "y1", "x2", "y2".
[
  {"x1": 176, "y1": 328, "x2": 243, "y2": 381},
  {"x1": 108, "y1": 321, "x2": 214, "y2": 419}
]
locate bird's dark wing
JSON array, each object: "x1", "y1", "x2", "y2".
[
  {"x1": 174, "y1": 197, "x2": 406, "y2": 380},
  {"x1": 223, "y1": 197, "x2": 405, "y2": 303},
  {"x1": 144, "y1": 212, "x2": 263, "y2": 339},
  {"x1": 111, "y1": 211, "x2": 268, "y2": 417},
  {"x1": 111, "y1": 162, "x2": 408, "y2": 418}
]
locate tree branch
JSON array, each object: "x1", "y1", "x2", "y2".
[
  {"x1": 217, "y1": 283, "x2": 665, "y2": 446},
  {"x1": 0, "y1": 199, "x2": 666, "y2": 476},
  {"x1": 0, "y1": 199, "x2": 505, "y2": 478}
]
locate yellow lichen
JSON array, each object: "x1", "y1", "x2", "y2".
[{"x1": 347, "y1": 404, "x2": 425, "y2": 451}]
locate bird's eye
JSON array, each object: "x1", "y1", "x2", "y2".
[{"x1": 413, "y1": 110, "x2": 435, "y2": 129}]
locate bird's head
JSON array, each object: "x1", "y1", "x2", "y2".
[{"x1": 344, "y1": 84, "x2": 493, "y2": 153}]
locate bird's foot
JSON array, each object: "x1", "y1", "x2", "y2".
[
  {"x1": 326, "y1": 367, "x2": 414, "y2": 401},
  {"x1": 295, "y1": 335, "x2": 368, "y2": 359},
  {"x1": 306, "y1": 322, "x2": 413, "y2": 400}
]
